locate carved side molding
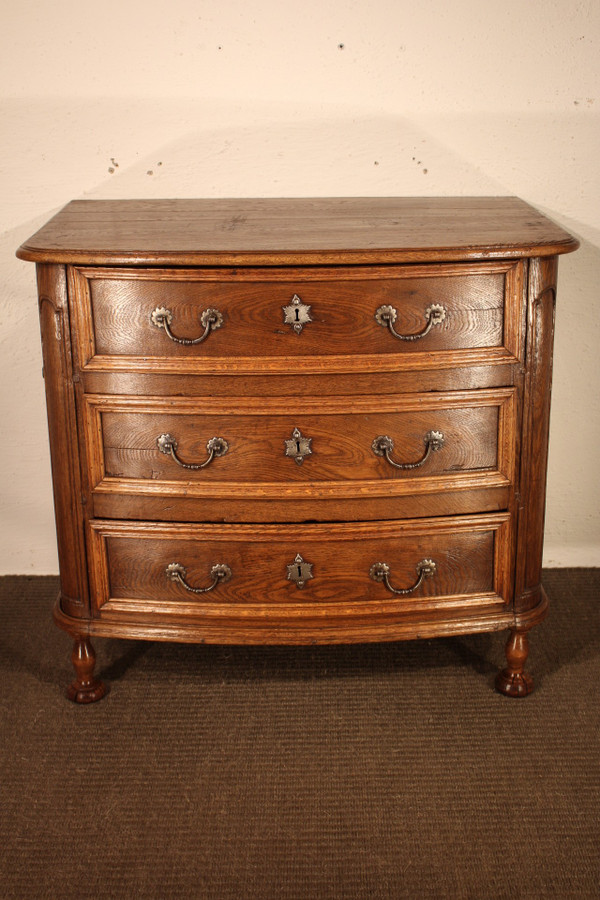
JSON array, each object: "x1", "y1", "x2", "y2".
[
  {"x1": 514, "y1": 257, "x2": 558, "y2": 614},
  {"x1": 37, "y1": 266, "x2": 88, "y2": 614}
]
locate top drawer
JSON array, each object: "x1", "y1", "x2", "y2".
[{"x1": 69, "y1": 262, "x2": 524, "y2": 375}]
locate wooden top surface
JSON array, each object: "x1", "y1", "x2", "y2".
[{"x1": 17, "y1": 197, "x2": 579, "y2": 266}]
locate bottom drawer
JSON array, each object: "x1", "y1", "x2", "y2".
[{"x1": 88, "y1": 514, "x2": 512, "y2": 631}]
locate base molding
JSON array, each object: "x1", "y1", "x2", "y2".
[{"x1": 52, "y1": 592, "x2": 548, "y2": 647}]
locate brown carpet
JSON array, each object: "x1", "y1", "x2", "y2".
[{"x1": 0, "y1": 570, "x2": 598, "y2": 899}]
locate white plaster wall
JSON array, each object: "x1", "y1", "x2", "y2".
[{"x1": 1, "y1": 0, "x2": 598, "y2": 572}]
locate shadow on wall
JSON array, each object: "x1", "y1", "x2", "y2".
[
  {"x1": 4, "y1": 103, "x2": 599, "y2": 568},
  {"x1": 80, "y1": 113, "x2": 507, "y2": 200}
]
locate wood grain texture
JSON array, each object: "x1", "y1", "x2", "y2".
[
  {"x1": 83, "y1": 389, "x2": 516, "y2": 522},
  {"x1": 88, "y1": 515, "x2": 510, "y2": 624},
  {"x1": 54, "y1": 595, "x2": 516, "y2": 645},
  {"x1": 88, "y1": 266, "x2": 505, "y2": 356},
  {"x1": 84, "y1": 389, "x2": 513, "y2": 490},
  {"x1": 79, "y1": 363, "x2": 516, "y2": 398},
  {"x1": 514, "y1": 257, "x2": 558, "y2": 614},
  {"x1": 90, "y1": 485, "x2": 512, "y2": 524},
  {"x1": 17, "y1": 197, "x2": 579, "y2": 266},
  {"x1": 102, "y1": 407, "x2": 496, "y2": 480},
  {"x1": 69, "y1": 261, "x2": 524, "y2": 373},
  {"x1": 36, "y1": 265, "x2": 89, "y2": 618}
]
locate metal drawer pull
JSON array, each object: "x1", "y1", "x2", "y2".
[
  {"x1": 157, "y1": 433, "x2": 229, "y2": 469},
  {"x1": 369, "y1": 559, "x2": 437, "y2": 595},
  {"x1": 375, "y1": 303, "x2": 446, "y2": 341},
  {"x1": 151, "y1": 306, "x2": 224, "y2": 345},
  {"x1": 166, "y1": 562, "x2": 232, "y2": 593},
  {"x1": 372, "y1": 430, "x2": 444, "y2": 469}
]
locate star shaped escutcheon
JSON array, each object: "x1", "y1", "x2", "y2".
[
  {"x1": 286, "y1": 553, "x2": 314, "y2": 589},
  {"x1": 282, "y1": 294, "x2": 312, "y2": 334}
]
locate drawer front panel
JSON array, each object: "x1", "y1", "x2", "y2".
[
  {"x1": 88, "y1": 514, "x2": 512, "y2": 620},
  {"x1": 84, "y1": 389, "x2": 516, "y2": 502},
  {"x1": 70, "y1": 262, "x2": 523, "y2": 374}
]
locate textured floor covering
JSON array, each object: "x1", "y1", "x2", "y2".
[{"x1": 0, "y1": 570, "x2": 598, "y2": 899}]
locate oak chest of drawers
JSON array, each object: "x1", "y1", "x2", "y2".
[{"x1": 18, "y1": 197, "x2": 578, "y2": 701}]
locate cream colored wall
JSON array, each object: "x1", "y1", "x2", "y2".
[{"x1": 1, "y1": 0, "x2": 599, "y2": 572}]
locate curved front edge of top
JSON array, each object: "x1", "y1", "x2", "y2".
[{"x1": 15, "y1": 239, "x2": 580, "y2": 267}]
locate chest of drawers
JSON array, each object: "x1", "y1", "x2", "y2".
[{"x1": 18, "y1": 197, "x2": 578, "y2": 701}]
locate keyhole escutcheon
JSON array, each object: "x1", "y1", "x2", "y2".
[
  {"x1": 286, "y1": 553, "x2": 314, "y2": 589},
  {"x1": 284, "y1": 427, "x2": 313, "y2": 465},
  {"x1": 282, "y1": 295, "x2": 313, "y2": 334}
]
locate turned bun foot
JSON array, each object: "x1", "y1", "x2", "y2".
[
  {"x1": 67, "y1": 680, "x2": 107, "y2": 704},
  {"x1": 66, "y1": 636, "x2": 106, "y2": 703},
  {"x1": 495, "y1": 628, "x2": 534, "y2": 697},
  {"x1": 495, "y1": 669, "x2": 534, "y2": 697}
]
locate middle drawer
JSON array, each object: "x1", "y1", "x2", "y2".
[{"x1": 83, "y1": 388, "x2": 516, "y2": 521}]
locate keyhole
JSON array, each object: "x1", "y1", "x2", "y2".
[
  {"x1": 297, "y1": 565, "x2": 303, "y2": 578},
  {"x1": 296, "y1": 440, "x2": 301, "y2": 454},
  {"x1": 295, "y1": 308, "x2": 300, "y2": 321}
]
